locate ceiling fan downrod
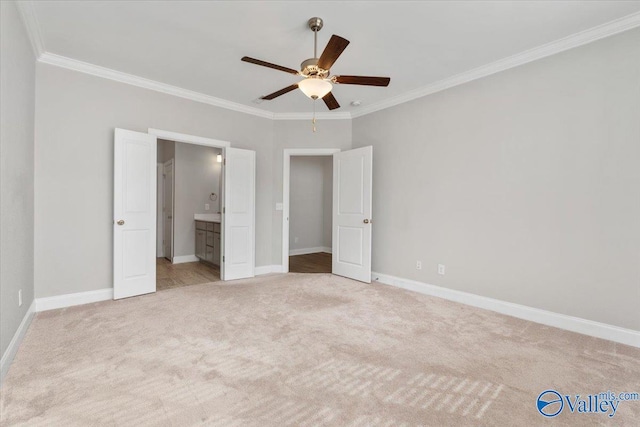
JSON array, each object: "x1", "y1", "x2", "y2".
[
  {"x1": 308, "y1": 17, "x2": 323, "y2": 59},
  {"x1": 308, "y1": 17, "x2": 323, "y2": 133}
]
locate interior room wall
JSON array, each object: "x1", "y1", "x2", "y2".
[
  {"x1": 156, "y1": 139, "x2": 174, "y2": 257},
  {"x1": 0, "y1": 1, "x2": 36, "y2": 364},
  {"x1": 34, "y1": 63, "x2": 275, "y2": 298},
  {"x1": 157, "y1": 139, "x2": 165, "y2": 163},
  {"x1": 159, "y1": 139, "x2": 175, "y2": 164},
  {"x1": 289, "y1": 156, "x2": 332, "y2": 253},
  {"x1": 272, "y1": 120, "x2": 352, "y2": 264},
  {"x1": 352, "y1": 28, "x2": 640, "y2": 331},
  {"x1": 173, "y1": 143, "x2": 222, "y2": 258},
  {"x1": 322, "y1": 157, "x2": 333, "y2": 250}
]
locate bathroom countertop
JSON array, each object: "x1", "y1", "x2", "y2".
[{"x1": 194, "y1": 213, "x2": 221, "y2": 223}]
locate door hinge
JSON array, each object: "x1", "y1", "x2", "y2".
[
  {"x1": 223, "y1": 158, "x2": 226, "y2": 165},
  {"x1": 222, "y1": 256, "x2": 225, "y2": 262},
  {"x1": 223, "y1": 207, "x2": 225, "y2": 214}
]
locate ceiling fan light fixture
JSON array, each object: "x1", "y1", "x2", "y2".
[{"x1": 298, "y1": 78, "x2": 332, "y2": 100}]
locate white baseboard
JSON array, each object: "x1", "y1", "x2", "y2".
[
  {"x1": 172, "y1": 255, "x2": 199, "y2": 264},
  {"x1": 372, "y1": 271, "x2": 640, "y2": 348},
  {"x1": 271, "y1": 265, "x2": 285, "y2": 274},
  {"x1": 289, "y1": 247, "x2": 332, "y2": 256},
  {"x1": 35, "y1": 288, "x2": 113, "y2": 312},
  {"x1": 1, "y1": 300, "x2": 35, "y2": 384},
  {"x1": 255, "y1": 265, "x2": 285, "y2": 275}
]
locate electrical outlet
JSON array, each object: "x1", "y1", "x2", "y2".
[
  {"x1": 18, "y1": 289, "x2": 22, "y2": 307},
  {"x1": 205, "y1": 203, "x2": 210, "y2": 211},
  {"x1": 438, "y1": 264, "x2": 446, "y2": 275},
  {"x1": 416, "y1": 261, "x2": 422, "y2": 270}
]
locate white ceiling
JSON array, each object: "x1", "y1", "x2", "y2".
[{"x1": 29, "y1": 1, "x2": 640, "y2": 115}]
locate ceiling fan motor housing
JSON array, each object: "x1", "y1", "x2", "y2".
[{"x1": 300, "y1": 58, "x2": 329, "y2": 78}]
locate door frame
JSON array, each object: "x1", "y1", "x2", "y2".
[
  {"x1": 282, "y1": 148, "x2": 341, "y2": 273},
  {"x1": 156, "y1": 163, "x2": 164, "y2": 257},
  {"x1": 162, "y1": 159, "x2": 174, "y2": 261},
  {"x1": 147, "y1": 129, "x2": 230, "y2": 273}
]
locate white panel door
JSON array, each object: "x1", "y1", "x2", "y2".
[
  {"x1": 113, "y1": 128, "x2": 157, "y2": 299},
  {"x1": 332, "y1": 146, "x2": 373, "y2": 283},
  {"x1": 223, "y1": 147, "x2": 256, "y2": 280}
]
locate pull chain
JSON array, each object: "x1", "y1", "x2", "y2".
[{"x1": 312, "y1": 99, "x2": 317, "y2": 132}]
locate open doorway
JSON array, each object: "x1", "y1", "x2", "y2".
[
  {"x1": 114, "y1": 128, "x2": 256, "y2": 300},
  {"x1": 283, "y1": 148, "x2": 340, "y2": 273},
  {"x1": 288, "y1": 156, "x2": 333, "y2": 273},
  {"x1": 155, "y1": 139, "x2": 222, "y2": 290}
]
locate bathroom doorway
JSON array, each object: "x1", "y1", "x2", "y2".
[{"x1": 155, "y1": 139, "x2": 222, "y2": 290}]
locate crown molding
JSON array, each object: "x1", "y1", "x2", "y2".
[
  {"x1": 351, "y1": 11, "x2": 640, "y2": 118},
  {"x1": 16, "y1": 1, "x2": 45, "y2": 58},
  {"x1": 37, "y1": 52, "x2": 352, "y2": 121},
  {"x1": 273, "y1": 111, "x2": 352, "y2": 121},
  {"x1": 38, "y1": 53, "x2": 277, "y2": 119}
]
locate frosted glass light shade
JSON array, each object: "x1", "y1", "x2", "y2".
[
  {"x1": 216, "y1": 154, "x2": 222, "y2": 163},
  {"x1": 298, "y1": 78, "x2": 332, "y2": 99}
]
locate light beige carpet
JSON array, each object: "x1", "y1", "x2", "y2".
[{"x1": 1, "y1": 273, "x2": 639, "y2": 426}]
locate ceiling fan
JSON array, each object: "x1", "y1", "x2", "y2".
[{"x1": 241, "y1": 17, "x2": 390, "y2": 111}]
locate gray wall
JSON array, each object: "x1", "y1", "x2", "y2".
[
  {"x1": 322, "y1": 158, "x2": 333, "y2": 249},
  {"x1": 174, "y1": 143, "x2": 222, "y2": 257},
  {"x1": 289, "y1": 156, "x2": 332, "y2": 252},
  {"x1": 352, "y1": 28, "x2": 640, "y2": 330},
  {"x1": 0, "y1": 2, "x2": 36, "y2": 359},
  {"x1": 272, "y1": 120, "x2": 352, "y2": 264},
  {"x1": 158, "y1": 139, "x2": 175, "y2": 164},
  {"x1": 34, "y1": 63, "x2": 274, "y2": 298}
]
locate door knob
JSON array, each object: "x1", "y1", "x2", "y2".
[
  {"x1": 363, "y1": 219, "x2": 370, "y2": 224},
  {"x1": 117, "y1": 220, "x2": 125, "y2": 225}
]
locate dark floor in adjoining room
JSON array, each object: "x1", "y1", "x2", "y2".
[
  {"x1": 289, "y1": 252, "x2": 332, "y2": 273},
  {"x1": 156, "y1": 258, "x2": 220, "y2": 291}
]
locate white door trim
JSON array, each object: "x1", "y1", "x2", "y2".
[
  {"x1": 162, "y1": 159, "x2": 175, "y2": 261},
  {"x1": 282, "y1": 148, "x2": 341, "y2": 273},
  {"x1": 156, "y1": 163, "x2": 164, "y2": 257},
  {"x1": 148, "y1": 129, "x2": 230, "y2": 279},
  {"x1": 148, "y1": 128, "x2": 231, "y2": 148}
]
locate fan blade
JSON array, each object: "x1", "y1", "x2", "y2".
[
  {"x1": 322, "y1": 92, "x2": 340, "y2": 110},
  {"x1": 317, "y1": 35, "x2": 350, "y2": 70},
  {"x1": 241, "y1": 56, "x2": 299, "y2": 75},
  {"x1": 334, "y1": 75, "x2": 390, "y2": 86},
  {"x1": 261, "y1": 84, "x2": 299, "y2": 100}
]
